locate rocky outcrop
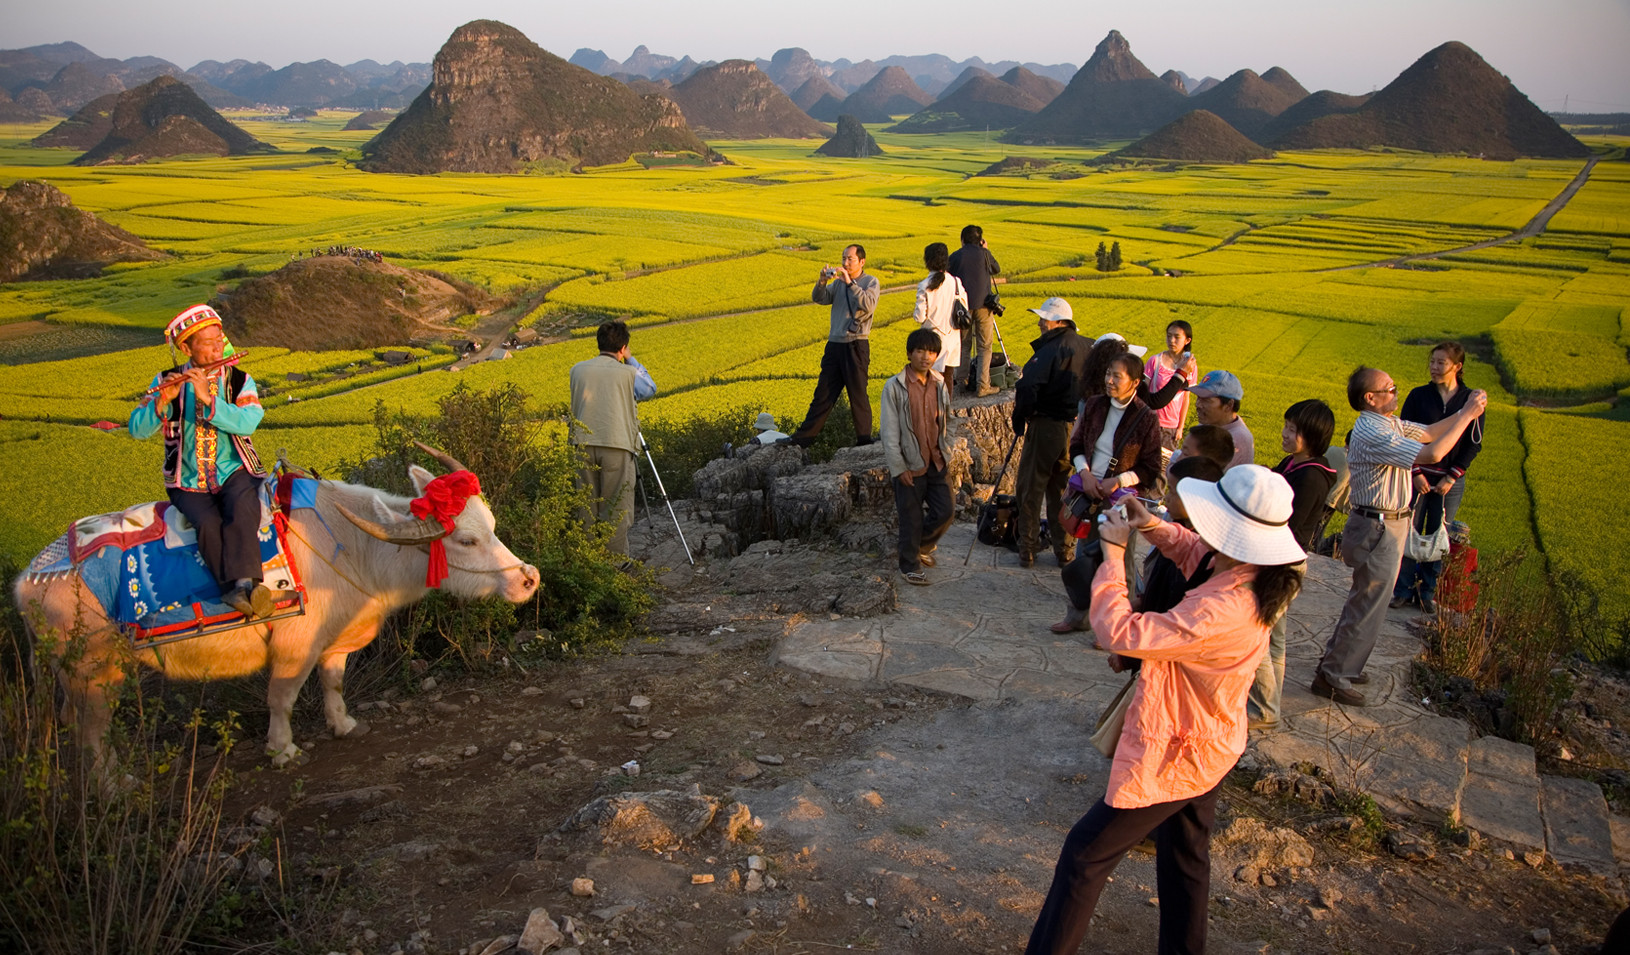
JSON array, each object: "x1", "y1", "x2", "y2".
[
  {"x1": 359, "y1": 20, "x2": 709, "y2": 174},
  {"x1": 0, "y1": 179, "x2": 167, "y2": 282},
  {"x1": 815, "y1": 115, "x2": 882, "y2": 158},
  {"x1": 668, "y1": 60, "x2": 830, "y2": 138}
]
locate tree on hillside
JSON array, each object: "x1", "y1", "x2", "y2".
[
  {"x1": 1109, "y1": 241, "x2": 1123, "y2": 271},
  {"x1": 1095, "y1": 241, "x2": 1109, "y2": 271}
]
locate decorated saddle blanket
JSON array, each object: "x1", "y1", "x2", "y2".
[{"x1": 25, "y1": 478, "x2": 317, "y2": 639}]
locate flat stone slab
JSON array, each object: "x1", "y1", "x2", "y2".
[
  {"x1": 1541, "y1": 774, "x2": 1617, "y2": 877},
  {"x1": 1459, "y1": 736, "x2": 1543, "y2": 850}
]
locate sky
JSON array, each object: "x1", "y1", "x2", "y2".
[{"x1": 8, "y1": 0, "x2": 1629, "y2": 112}]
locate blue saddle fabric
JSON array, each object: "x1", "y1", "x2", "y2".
[{"x1": 80, "y1": 519, "x2": 285, "y2": 630}]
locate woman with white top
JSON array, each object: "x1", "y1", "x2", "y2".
[{"x1": 912, "y1": 242, "x2": 967, "y2": 378}]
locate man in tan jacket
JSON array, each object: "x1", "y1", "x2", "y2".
[{"x1": 570, "y1": 321, "x2": 657, "y2": 555}]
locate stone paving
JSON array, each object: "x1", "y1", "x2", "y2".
[{"x1": 772, "y1": 521, "x2": 1623, "y2": 880}]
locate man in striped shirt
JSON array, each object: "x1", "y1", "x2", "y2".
[{"x1": 1312, "y1": 366, "x2": 1487, "y2": 706}]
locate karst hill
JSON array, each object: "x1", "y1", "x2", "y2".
[
  {"x1": 1107, "y1": 110, "x2": 1274, "y2": 164},
  {"x1": 213, "y1": 256, "x2": 499, "y2": 351},
  {"x1": 0, "y1": 179, "x2": 167, "y2": 282},
  {"x1": 816, "y1": 115, "x2": 882, "y2": 157},
  {"x1": 46, "y1": 76, "x2": 273, "y2": 164},
  {"x1": 1186, "y1": 68, "x2": 1306, "y2": 140},
  {"x1": 1270, "y1": 41, "x2": 1586, "y2": 159},
  {"x1": 360, "y1": 20, "x2": 709, "y2": 174},
  {"x1": 1007, "y1": 30, "x2": 1188, "y2": 142},
  {"x1": 833, "y1": 66, "x2": 934, "y2": 123},
  {"x1": 889, "y1": 73, "x2": 1048, "y2": 133},
  {"x1": 667, "y1": 60, "x2": 830, "y2": 139}
]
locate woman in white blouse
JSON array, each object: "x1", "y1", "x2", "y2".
[{"x1": 913, "y1": 242, "x2": 968, "y2": 379}]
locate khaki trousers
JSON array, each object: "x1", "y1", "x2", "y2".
[{"x1": 579, "y1": 444, "x2": 636, "y2": 555}]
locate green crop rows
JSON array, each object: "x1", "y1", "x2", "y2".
[{"x1": 2, "y1": 114, "x2": 1627, "y2": 631}]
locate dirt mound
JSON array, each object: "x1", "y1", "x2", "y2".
[
  {"x1": 815, "y1": 115, "x2": 882, "y2": 158},
  {"x1": 833, "y1": 65, "x2": 933, "y2": 123},
  {"x1": 888, "y1": 73, "x2": 1046, "y2": 133},
  {"x1": 0, "y1": 179, "x2": 167, "y2": 282},
  {"x1": 668, "y1": 60, "x2": 830, "y2": 139},
  {"x1": 212, "y1": 256, "x2": 499, "y2": 350},
  {"x1": 343, "y1": 110, "x2": 394, "y2": 130},
  {"x1": 1006, "y1": 30, "x2": 1188, "y2": 143},
  {"x1": 1108, "y1": 109, "x2": 1274, "y2": 163},
  {"x1": 1270, "y1": 41, "x2": 1587, "y2": 159},
  {"x1": 69, "y1": 76, "x2": 272, "y2": 165},
  {"x1": 359, "y1": 20, "x2": 709, "y2": 173},
  {"x1": 1187, "y1": 68, "x2": 1305, "y2": 139}
]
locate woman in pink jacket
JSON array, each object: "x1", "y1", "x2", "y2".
[{"x1": 1025, "y1": 464, "x2": 1307, "y2": 955}]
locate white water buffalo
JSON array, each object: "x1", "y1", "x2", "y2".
[{"x1": 13, "y1": 446, "x2": 539, "y2": 766}]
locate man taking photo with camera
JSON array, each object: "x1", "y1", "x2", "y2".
[
  {"x1": 780, "y1": 244, "x2": 881, "y2": 448},
  {"x1": 949, "y1": 224, "x2": 1002, "y2": 397}
]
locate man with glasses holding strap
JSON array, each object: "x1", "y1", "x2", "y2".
[{"x1": 1312, "y1": 366, "x2": 1486, "y2": 706}]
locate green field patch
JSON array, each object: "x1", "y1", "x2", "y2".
[
  {"x1": 1491, "y1": 300, "x2": 1629, "y2": 397},
  {"x1": 473, "y1": 233, "x2": 738, "y2": 272},
  {"x1": 545, "y1": 251, "x2": 821, "y2": 320},
  {"x1": 1520, "y1": 408, "x2": 1630, "y2": 621}
]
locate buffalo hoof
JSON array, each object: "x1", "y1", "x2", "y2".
[{"x1": 269, "y1": 745, "x2": 308, "y2": 768}]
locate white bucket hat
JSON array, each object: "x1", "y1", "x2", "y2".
[
  {"x1": 754, "y1": 411, "x2": 777, "y2": 431},
  {"x1": 1178, "y1": 465, "x2": 1306, "y2": 565},
  {"x1": 1093, "y1": 331, "x2": 1148, "y2": 358}
]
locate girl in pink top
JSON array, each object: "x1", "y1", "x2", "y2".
[
  {"x1": 1025, "y1": 464, "x2": 1306, "y2": 955},
  {"x1": 1146, "y1": 320, "x2": 1198, "y2": 450}
]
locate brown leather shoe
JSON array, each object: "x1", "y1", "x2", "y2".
[
  {"x1": 1310, "y1": 673, "x2": 1366, "y2": 707},
  {"x1": 1049, "y1": 605, "x2": 1087, "y2": 634},
  {"x1": 976, "y1": 385, "x2": 1001, "y2": 398},
  {"x1": 1019, "y1": 551, "x2": 1035, "y2": 568}
]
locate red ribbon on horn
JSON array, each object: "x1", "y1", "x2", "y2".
[{"x1": 409, "y1": 470, "x2": 483, "y2": 587}]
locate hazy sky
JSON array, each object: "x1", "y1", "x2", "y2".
[{"x1": 9, "y1": 0, "x2": 1628, "y2": 111}]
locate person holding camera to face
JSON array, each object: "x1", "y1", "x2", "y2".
[
  {"x1": 949, "y1": 225, "x2": 1002, "y2": 397},
  {"x1": 570, "y1": 320, "x2": 657, "y2": 557},
  {"x1": 780, "y1": 244, "x2": 881, "y2": 448}
]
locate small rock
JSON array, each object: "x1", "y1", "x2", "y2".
[
  {"x1": 250, "y1": 806, "x2": 280, "y2": 827},
  {"x1": 755, "y1": 754, "x2": 784, "y2": 766},
  {"x1": 623, "y1": 714, "x2": 648, "y2": 728},
  {"x1": 1307, "y1": 904, "x2": 1330, "y2": 922},
  {"x1": 1384, "y1": 831, "x2": 1436, "y2": 862},
  {"x1": 569, "y1": 697, "x2": 585, "y2": 710},
  {"x1": 723, "y1": 802, "x2": 762, "y2": 842},
  {"x1": 413, "y1": 755, "x2": 446, "y2": 770},
  {"x1": 1233, "y1": 864, "x2": 1260, "y2": 885},
  {"x1": 726, "y1": 929, "x2": 756, "y2": 951},
  {"x1": 691, "y1": 873, "x2": 715, "y2": 885},
  {"x1": 745, "y1": 870, "x2": 764, "y2": 893},
  {"x1": 1503, "y1": 849, "x2": 1516, "y2": 861},
  {"x1": 1260, "y1": 873, "x2": 1277, "y2": 888},
  {"x1": 475, "y1": 936, "x2": 517, "y2": 955},
  {"x1": 1522, "y1": 850, "x2": 1546, "y2": 868},
  {"x1": 1531, "y1": 928, "x2": 1551, "y2": 945},
  {"x1": 590, "y1": 904, "x2": 635, "y2": 922},
  {"x1": 518, "y1": 906, "x2": 566, "y2": 952},
  {"x1": 729, "y1": 761, "x2": 763, "y2": 782},
  {"x1": 421, "y1": 677, "x2": 437, "y2": 692},
  {"x1": 747, "y1": 855, "x2": 765, "y2": 872},
  {"x1": 462, "y1": 745, "x2": 479, "y2": 758},
  {"x1": 433, "y1": 701, "x2": 462, "y2": 715},
  {"x1": 854, "y1": 791, "x2": 885, "y2": 810},
  {"x1": 1318, "y1": 888, "x2": 1342, "y2": 907},
  {"x1": 570, "y1": 878, "x2": 595, "y2": 897},
  {"x1": 651, "y1": 729, "x2": 674, "y2": 740},
  {"x1": 521, "y1": 686, "x2": 544, "y2": 697},
  {"x1": 621, "y1": 761, "x2": 640, "y2": 776},
  {"x1": 628, "y1": 695, "x2": 652, "y2": 714}
]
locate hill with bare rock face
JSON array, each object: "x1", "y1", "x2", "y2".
[
  {"x1": 668, "y1": 60, "x2": 830, "y2": 138},
  {"x1": 835, "y1": 66, "x2": 933, "y2": 122},
  {"x1": 360, "y1": 20, "x2": 708, "y2": 173},
  {"x1": 888, "y1": 73, "x2": 1046, "y2": 133},
  {"x1": 212, "y1": 257, "x2": 499, "y2": 351},
  {"x1": 1187, "y1": 69, "x2": 1305, "y2": 139},
  {"x1": 1006, "y1": 30, "x2": 1188, "y2": 143},
  {"x1": 0, "y1": 179, "x2": 167, "y2": 282},
  {"x1": 65, "y1": 76, "x2": 272, "y2": 164},
  {"x1": 816, "y1": 115, "x2": 882, "y2": 158},
  {"x1": 1270, "y1": 41, "x2": 1587, "y2": 159},
  {"x1": 1105, "y1": 110, "x2": 1274, "y2": 164}
]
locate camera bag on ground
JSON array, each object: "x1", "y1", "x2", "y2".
[{"x1": 965, "y1": 435, "x2": 1022, "y2": 564}]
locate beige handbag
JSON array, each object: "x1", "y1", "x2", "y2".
[{"x1": 1090, "y1": 672, "x2": 1137, "y2": 758}]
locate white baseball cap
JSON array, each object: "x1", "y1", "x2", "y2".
[{"x1": 1027, "y1": 297, "x2": 1074, "y2": 326}]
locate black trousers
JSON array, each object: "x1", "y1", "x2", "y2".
[
  {"x1": 1026, "y1": 782, "x2": 1222, "y2": 955},
  {"x1": 167, "y1": 468, "x2": 263, "y2": 586},
  {"x1": 791, "y1": 340, "x2": 871, "y2": 445},
  {"x1": 893, "y1": 464, "x2": 953, "y2": 573}
]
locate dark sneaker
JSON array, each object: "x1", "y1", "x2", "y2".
[
  {"x1": 1389, "y1": 596, "x2": 1411, "y2": 609},
  {"x1": 1310, "y1": 673, "x2": 1366, "y2": 707},
  {"x1": 900, "y1": 570, "x2": 930, "y2": 586},
  {"x1": 1420, "y1": 598, "x2": 1438, "y2": 614}
]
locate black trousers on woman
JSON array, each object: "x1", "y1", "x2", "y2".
[
  {"x1": 166, "y1": 467, "x2": 263, "y2": 586},
  {"x1": 1025, "y1": 782, "x2": 1221, "y2": 955}
]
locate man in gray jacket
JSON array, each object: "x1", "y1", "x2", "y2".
[
  {"x1": 881, "y1": 328, "x2": 954, "y2": 586},
  {"x1": 782, "y1": 244, "x2": 881, "y2": 447}
]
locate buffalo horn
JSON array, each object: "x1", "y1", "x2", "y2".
[
  {"x1": 413, "y1": 441, "x2": 469, "y2": 474},
  {"x1": 335, "y1": 503, "x2": 449, "y2": 545}
]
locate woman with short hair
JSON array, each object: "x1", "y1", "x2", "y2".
[{"x1": 1025, "y1": 465, "x2": 1307, "y2": 955}]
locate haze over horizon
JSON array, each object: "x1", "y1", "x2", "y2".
[{"x1": 7, "y1": 0, "x2": 1628, "y2": 111}]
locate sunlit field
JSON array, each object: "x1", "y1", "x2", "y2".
[{"x1": 1, "y1": 112, "x2": 1626, "y2": 622}]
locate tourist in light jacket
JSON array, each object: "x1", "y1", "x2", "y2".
[{"x1": 1025, "y1": 464, "x2": 1308, "y2": 955}]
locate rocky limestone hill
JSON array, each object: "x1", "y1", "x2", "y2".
[
  {"x1": 360, "y1": 20, "x2": 709, "y2": 174},
  {"x1": 790, "y1": 74, "x2": 845, "y2": 114},
  {"x1": 212, "y1": 256, "x2": 499, "y2": 350},
  {"x1": 0, "y1": 88, "x2": 40, "y2": 122},
  {"x1": 31, "y1": 91, "x2": 117, "y2": 148},
  {"x1": 833, "y1": 66, "x2": 933, "y2": 123},
  {"x1": 815, "y1": 115, "x2": 882, "y2": 158},
  {"x1": 1270, "y1": 41, "x2": 1587, "y2": 160},
  {"x1": 0, "y1": 179, "x2": 167, "y2": 282},
  {"x1": 1254, "y1": 89, "x2": 1370, "y2": 145},
  {"x1": 761, "y1": 47, "x2": 825, "y2": 93},
  {"x1": 668, "y1": 60, "x2": 830, "y2": 138},
  {"x1": 1187, "y1": 68, "x2": 1305, "y2": 140},
  {"x1": 343, "y1": 109, "x2": 395, "y2": 131},
  {"x1": 1001, "y1": 66, "x2": 1065, "y2": 106},
  {"x1": 888, "y1": 73, "x2": 1046, "y2": 133},
  {"x1": 71, "y1": 76, "x2": 271, "y2": 164},
  {"x1": 1006, "y1": 30, "x2": 1188, "y2": 143},
  {"x1": 1104, "y1": 109, "x2": 1274, "y2": 164},
  {"x1": 1160, "y1": 69, "x2": 1187, "y2": 94}
]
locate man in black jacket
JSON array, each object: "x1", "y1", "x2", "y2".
[
  {"x1": 1011, "y1": 297, "x2": 1093, "y2": 567},
  {"x1": 948, "y1": 224, "x2": 1002, "y2": 396}
]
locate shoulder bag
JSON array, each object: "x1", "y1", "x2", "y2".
[
  {"x1": 1090, "y1": 671, "x2": 1137, "y2": 758},
  {"x1": 949, "y1": 276, "x2": 972, "y2": 331}
]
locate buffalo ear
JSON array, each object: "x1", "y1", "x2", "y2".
[
  {"x1": 368, "y1": 495, "x2": 406, "y2": 523},
  {"x1": 407, "y1": 464, "x2": 435, "y2": 496}
]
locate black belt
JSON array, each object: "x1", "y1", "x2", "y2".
[{"x1": 1352, "y1": 505, "x2": 1410, "y2": 521}]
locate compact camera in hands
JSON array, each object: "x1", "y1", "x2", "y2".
[{"x1": 821, "y1": 266, "x2": 842, "y2": 280}]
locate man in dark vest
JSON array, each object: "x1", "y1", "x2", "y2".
[
  {"x1": 948, "y1": 224, "x2": 1002, "y2": 397},
  {"x1": 129, "y1": 305, "x2": 272, "y2": 618}
]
